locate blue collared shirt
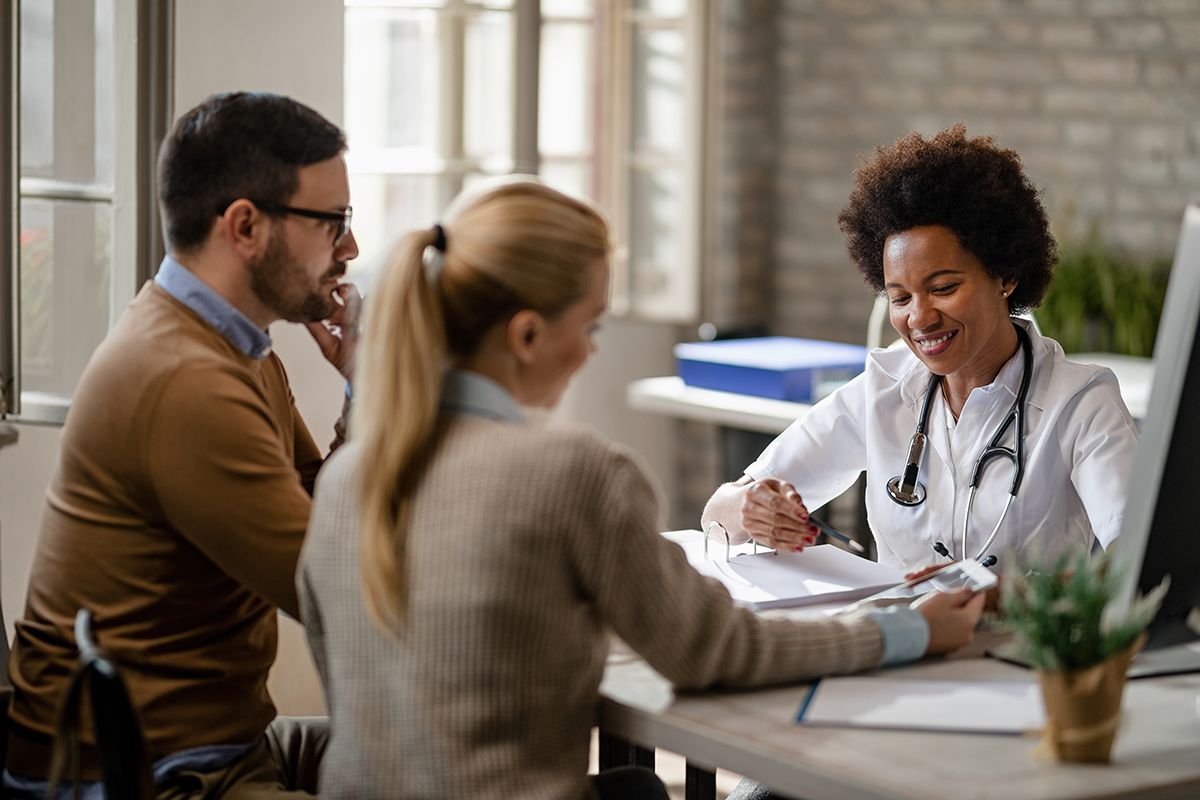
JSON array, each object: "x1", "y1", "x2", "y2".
[
  {"x1": 440, "y1": 369, "x2": 524, "y2": 423},
  {"x1": 866, "y1": 604, "x2": 930, "y2": 666},
  {"x1": 438, "y1": 369, "x2": 928, "y2": 665},
  {"x1": 4, "y1": 743, "x2": 256, "y2": 800},
  {"x1": 155, "y1": 255, "x2": 273, "y2": 359}
]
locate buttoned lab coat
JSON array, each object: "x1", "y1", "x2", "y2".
[{"x1": 747, "y1": 320, "x2": 1139, "y2": 570}]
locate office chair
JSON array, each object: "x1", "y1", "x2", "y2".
[
  {"x1": 0, "y1": 418, "x2": 16, "y2": 767},
  {"x1": 46, "y1": 609, "x2": 155, "y2": 800}
]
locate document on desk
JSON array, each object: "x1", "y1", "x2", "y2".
[
  {"x1": 665, "y1": 531, "x2": 903, "y2": 610},
  {"x1": 796, "y1": 676, "x2": 1045, "y2": 735}
]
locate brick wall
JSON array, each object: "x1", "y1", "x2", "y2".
[
  {"x1": 703, "y1": 0, "x2": 780, "y2": 331},
  {"x1": 772, "y1": 0, "x2": 1200, "y2": 344}
]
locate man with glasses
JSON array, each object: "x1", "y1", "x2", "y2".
[{"x1": 5, "y1": 92, "x2": 357, "y2": 798}]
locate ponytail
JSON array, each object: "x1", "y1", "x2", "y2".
[
  {"x1": 356, "y1": 227, "x2": 446, "y2": 631},
  {"x1": 355, "y1": 180, "x2": 610, "y2": 635}
]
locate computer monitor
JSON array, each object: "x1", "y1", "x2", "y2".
[{"x1": 1112, "y1": 201, "x2": 1200, "y2": 661}]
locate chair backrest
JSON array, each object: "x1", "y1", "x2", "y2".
[
  {"x1": 0, "y1": 566, "x2": 10, "y2": 772},
  {"x1": 47, "y1": 609, "x2": 155, "y2": 800},
  {"x1": 0, "y1": 419, "x2": 16, "y2": 687}
]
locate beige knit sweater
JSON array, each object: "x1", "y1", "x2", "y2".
[{"x1": 299, "y1": 417, "x2": 885, "y2": 800}]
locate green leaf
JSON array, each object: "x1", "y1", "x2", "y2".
[
  {"x1": 1037, "y1": 237, "x2": 1169, "y2": 357},
  {"x1": 998, "y1": 546, "x2": 1166, "y2": 671}
]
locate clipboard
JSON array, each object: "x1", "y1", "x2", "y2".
[
  {"x1": 795, "y1": 676, "x2": 1045, "y2": 735},
  {"x1": 665, "y1": 531, "x2": 903, "y2": 610}
]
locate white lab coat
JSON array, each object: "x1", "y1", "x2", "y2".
[{"x1": 746, "y1": 320, "x2": 1139, "y2": 570}]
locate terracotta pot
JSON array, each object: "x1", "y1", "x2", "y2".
[{"x1": 1035, "y1": 637, "x2": 1143, "y2": 763}]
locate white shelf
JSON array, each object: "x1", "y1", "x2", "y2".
[
  {"x1": 628, "y1": 354, "x2": 1152, "y2": 436},
  {"x1": 626, "y1": 377, "x2": 809, "y2": 435}
]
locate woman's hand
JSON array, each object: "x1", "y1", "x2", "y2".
[
  {"x1": 912, "y1": 588, "x2": 986, "y2": 655},
  {"x1": 736, "y1": 478, "x2": 820, "y2": 553},
  {"x1": 906, "y1": 562, "x2": 1003, "y2": 612}
]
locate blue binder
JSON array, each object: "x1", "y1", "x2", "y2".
[{"x1": 674, "y1": 337, "x2": 868, "y2": 403}]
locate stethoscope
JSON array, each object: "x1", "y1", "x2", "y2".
[{"x1": 885, "y1": 322, "x2": 1033, "y2": 568}]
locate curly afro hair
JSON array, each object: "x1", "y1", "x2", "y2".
[{"x1": 837, "y1": 124, "x2": 1057, "y2": 313}]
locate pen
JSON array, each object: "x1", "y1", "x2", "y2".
[{"x1": 809, "y1": 516, "x2": 866, "y2": 553}]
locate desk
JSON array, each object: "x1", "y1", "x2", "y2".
[
  {"x1": 628, "y1": 354, "x2": 1153, "y2": 432},
  {"x1": 598, "y1": 627, "x2": 1200, "y2": 800}
]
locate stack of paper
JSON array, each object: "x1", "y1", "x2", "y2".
[{"x1": 665, "y1": 530, "x2": 903, "y2": 610}]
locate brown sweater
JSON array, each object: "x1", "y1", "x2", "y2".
[
  {"x1": 299, "y1": 418, "x2": 885, "y2": 800},
  {"x1": 7, "y1": 282, "x2": 324, "y2": 776}
]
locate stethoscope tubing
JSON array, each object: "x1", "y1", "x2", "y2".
[{"x1": 887, "y1": 321, "x2": 1034, "y2": 562}]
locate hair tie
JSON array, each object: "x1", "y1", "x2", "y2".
[{"x1": 423, "y1": 223, "x2": 447, "y2": 283}]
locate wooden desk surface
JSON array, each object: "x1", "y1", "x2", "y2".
[{"x1": 599, "y1": 627, "x2": 1200, "y2": 800}]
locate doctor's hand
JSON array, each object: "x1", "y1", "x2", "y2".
[
  {"x1": 913, "y1": 588, "x2": 985, "y2": 656},
  {"x1": 737, "y1": 478, "x2": 820, "y2": 553},
  {"x1": 306, "y1": 282, "x2": 362, "y2": 380}
]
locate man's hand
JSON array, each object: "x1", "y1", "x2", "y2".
[
  {"x1": 306, "y1": 283, "x2": 361, "y2": 380},
  {"x1": 737, "y1": 478, "x2": 819, "y2": 552},
  {"x1": 913, "y1": 588, "x2": 985, "y2": 656}
]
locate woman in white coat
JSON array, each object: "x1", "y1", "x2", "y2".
[{"x1": 703, "y1": 125, "x2": 1139, "y2": 573}]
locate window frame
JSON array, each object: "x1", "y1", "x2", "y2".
[
  {"x1": 0, "y1": 0, "x2": 169, "y2": 424},
  {"x1": 343, "y1": 0, "x2": 711, "y2": 324},
  {"x1": 343, "y1": 0, "x2": 538, "y2": 244},
  {"x1": 601, "y1": 0, "x2": 710, "y2": 323}
]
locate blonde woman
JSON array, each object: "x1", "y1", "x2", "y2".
[{"x1": 298, "y1": 180, "x2": 984, "y2": 800}]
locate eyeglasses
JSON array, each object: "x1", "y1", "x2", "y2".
[{"x1": 221, "y1": 198, "x2": 353, "y2": 245}]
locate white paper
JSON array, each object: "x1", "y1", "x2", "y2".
[
  {"x1": 665, "y1": 531, "x2": 903, "y2": 610},
  {"x1": 797, "y1": 676, "x2": 1045, "y2": 735}
]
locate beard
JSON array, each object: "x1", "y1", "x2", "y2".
[{"x1": 248, "y1": 227, "x2": 343, "y2": 323}]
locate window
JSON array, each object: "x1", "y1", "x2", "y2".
[
  {"x1": 343, "y1": 0, "x2": 535, "y2": 275},
  {"x1": 539, "y1": 0, "x2": 598, "y2": 202},
  {"x1": 0, "y1": 0, "x2": 164, "y2": 424},
  {"x1": 343, "y1": 0, "x2": 709, "y2": 322},
  {"x1": 605, "y1": 0, "x2": 706, "y2": 320}
]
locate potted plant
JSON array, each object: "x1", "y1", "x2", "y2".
[
  {"x1": 1037, "y1": 239, "x2": 1169, "y2": 357},
  {"x1": 1000, "y1": 548, "x2": 1168, "y2": 763}
]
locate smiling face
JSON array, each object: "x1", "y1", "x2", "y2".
[
  {"x1": 883, "y1": 225, "x2": 1017, "y2": 382},
  {"x1": 249, "y1": 155, "x2": 359, "y2": 323}
]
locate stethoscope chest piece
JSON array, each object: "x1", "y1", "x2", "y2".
[{"x1": 886, "y1": 475, "x2": 926, "y2": 506}]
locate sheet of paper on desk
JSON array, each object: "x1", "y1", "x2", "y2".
[
  {"x1": 796, "y1": 676, "x2": 1045, "y2": 735},
  {"x1": 664, "y1": 531, "x2": 903, "y2": 610}
]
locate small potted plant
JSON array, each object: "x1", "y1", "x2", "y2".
[
  {"x1": 1037, "y1": 238, "x2": 1169, "y2": 358},
  {"x1": 1000, "y1": 547, "x2": 1168, "y2": 763}
]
